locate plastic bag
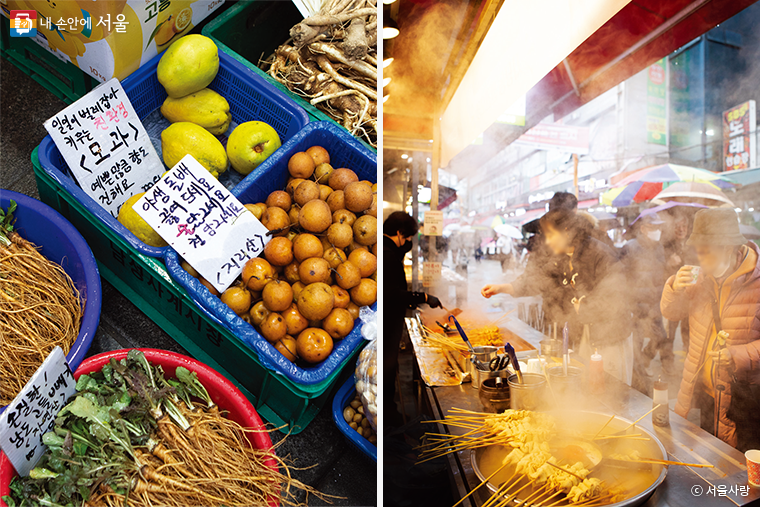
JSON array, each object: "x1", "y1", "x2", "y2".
[{"x1": 354, "y1": 307, "x2": 377, "y2": 431}]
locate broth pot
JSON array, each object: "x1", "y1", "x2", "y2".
[{"x1": 470, "y1": 411, "x2": 668, "y2": 507}]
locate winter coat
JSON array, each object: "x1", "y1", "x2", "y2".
[
  {"x1": 660, "y1": 242, "x2": 760, "y2": 447},
  {"x1": 383, "y1": 235, "x2": 426, "y2": 331},
  {"x1": 620, "y1": 237, "x2": 668, "y2": 318},
  {"x1": 516, "y1": 234, "x2": 629, "y2": 347}
]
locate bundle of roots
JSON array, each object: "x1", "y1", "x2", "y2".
[
  {"x1": 267, "y1": 0, "x2": 377, "y2": 147},
  {"x1": 0, "y1": 232, "x2": 82, "y2": 405},
  {"x1": 89, "y1": 404, "x2": 330, "y2": 507}
]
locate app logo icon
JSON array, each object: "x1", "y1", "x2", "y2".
[{"x1": 10, "y1": 10, "x2": 37, "y2": 37}]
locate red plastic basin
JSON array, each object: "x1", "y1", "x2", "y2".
[{"x1": 1, "y1": 349, "x2": 277, "y2": 506}]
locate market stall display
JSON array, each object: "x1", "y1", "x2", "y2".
[
  {"x1": 0, "y1": 349, "x2": 327, "y2": 507},
  {"x1": 36, "y1": 40, "x2": 308, "y2": 258},
  {"x1": 267, "y1": 0, "x2": 378, "y2": 147},
  {"x1": 165, "y1": 121, "x2": 377, "y2": 386},
  {"x1": 332, "y1": 333, "x2": 377, "y2": 462},
  {"x1": 0, "y1": 191, "x2": 100, "y2": 410}
]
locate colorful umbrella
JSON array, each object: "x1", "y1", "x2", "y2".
[
  {"x1": 631, "y1": 202, "x2": 707, "y2": 226},
  {"x1": 652, "y1": 181, "x2": 735, "y2": 208},
  {"x1": 601, "y1": 164, "x2": 738, "y2": 206},
  {"x1": 494, "y1": 223, "x2": 523, "y2": 239}
]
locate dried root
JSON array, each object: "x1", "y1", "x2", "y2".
[{"x1": 268, "y1": 0, "x2": 377, "y2": 147}]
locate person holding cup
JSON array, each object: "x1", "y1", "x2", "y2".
[{"x1": 660, "y1": 208, "x2": 760, "y2": 452}]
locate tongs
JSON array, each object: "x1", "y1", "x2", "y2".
[{"x1": 449, "y1": 315, "x2": 485, "y2": 369}]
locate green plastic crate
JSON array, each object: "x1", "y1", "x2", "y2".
[
  {"x1": 32, "y1": 146, "x2": 357, "y2": 434},
  {"x1": 0, "y1": 16, "x2": 98, "y2": 104},
  {"x1": 202, "y1": 0, "x2": 376, "y2": 152}
]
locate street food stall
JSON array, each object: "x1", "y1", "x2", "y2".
[{"x1": 403, "y1": 308, "x2": 760, "y2": 507}]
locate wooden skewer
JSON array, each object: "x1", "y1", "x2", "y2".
[
  {"x1": 546, "y1": 460, "x2": 584, "y2": 480},
  {"x1": 534, "y1": 490, "x2": 561, "y2": 507},
  {"x1": 452, "y1": 464, "x2": 512, "y2": 507},
  {"x1": 591, "y1": 413, "x2": 616, "y2": 439},
  {"x1": 622, "y1": 404, "x2": 661, "y2": 431},
  {"x1": 593, "y1": 432, "x2": 643, "y2": 440},
  {"x1": 628, "y1": 458, "x2": 714, "y2": 468},
  {"x1": 482, "y1": 474, "x2": 524, "y2": 507}
]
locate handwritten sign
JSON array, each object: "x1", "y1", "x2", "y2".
[
  {"x1": 135, "y1": 155, "x2": 270, "y2": 293},
  {"x1": 423, "y1": 261, "x2": 442, "y2": 288},
  {"x1": 44, "y1": 78, "x2": 164, "y2": 218},
  {"x1": 424, "y1": 210, "x2": 443, "y2": 236},
  {"x1": 0, "y1": 347, "x2": 75, "y2": 477}
]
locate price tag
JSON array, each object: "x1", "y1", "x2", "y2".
[
  {"x1": 0, "y1": 347, "x2": 76, "y2": 477},
  {"x1": 423, "y1": 261, "x2": 442, "y2": 288},
  {"x1": 43, "y1": 78, "x2": 164, "y2": 219},
  {"x1": 424, "y1": 210, "x2": 443, "y2": 236},
  {"x1": 135, "y1": 154, "x2": 270, "y2": 293}
]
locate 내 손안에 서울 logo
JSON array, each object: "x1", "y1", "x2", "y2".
[{"x1": 10, "y1": 10, "x2": 37, "y2": 37}]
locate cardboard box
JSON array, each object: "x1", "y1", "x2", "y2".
[{"x1": 1, "y1": 0, "x2": 225, "y2": 81}]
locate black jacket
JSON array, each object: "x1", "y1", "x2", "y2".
[
  {"x1": 620, "y1": 237, "x2": 667, "y2": 318},
  {"x1": 552, "y1": 236, "x2": 630, "y2": 347},
  {"x1": 384, "y1": 235, "x2": 427, "y2": 319}
]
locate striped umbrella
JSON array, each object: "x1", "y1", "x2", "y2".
[{"x1": 601, "y1": 164, "x2": 737, "y2": 207}]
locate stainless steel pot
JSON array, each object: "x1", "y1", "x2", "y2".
[
  {"x1": 508, "y1": 373, "x2": 547, "y2": 411},
  {"x1": 472, "y1": 366, "x2": 510, "y2": 389},
  {"x1": 470, "y1": 410, "x2": 669, "y2": 507}
]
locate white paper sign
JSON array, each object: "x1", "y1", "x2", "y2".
[
  {"x1": 0, "y1": 347, "x2": 76, "y2": 477},
  {"x1": 423, "y1": 261, "x2": 442, "y2": 288},
  {"x1": 135, "y1": 155, "x2": 271, "y2": 293},
  {"x1": 44, "y1": 78, "x2": 164, "y2": 218},
  {"x1": 424, "y1": 210, "x2": 443, "y2": 236}
]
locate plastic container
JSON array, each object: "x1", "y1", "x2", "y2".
[
  {"x1": 0, "y1": 349, "x2": 277, "y2": 507},
  {"x1": 332, "y1": 376, "x2": 377, "y2": 462},
  {"x1": 32, "y1": 146, "x2": 347, "y2": 433},
  {"x1": 165, "y1": 121, "x2": 377, "y2": 384},
  {"x1": 36, "y1": 48, "x2": 310, "y2": 258},
  {"x1": 0, "y1": 190, "x2": 101, "y2": 413},
  {"x1": 0, "y1": 16, "x2": 98, "y2": 103},
  {"x1": 202, "y1": 0, "x2": 376, "y2": 152}
]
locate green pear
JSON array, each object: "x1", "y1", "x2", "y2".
[{"x1": 226, "y1": 121, "x2": 282, "y2": 175}]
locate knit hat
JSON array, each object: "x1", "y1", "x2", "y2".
[{"x1": 686, "y1": 208, "x2": 746, "y2": 246}]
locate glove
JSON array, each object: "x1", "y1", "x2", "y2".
[{"x1": 426, "y1": 294, "x2": 442, "y2": 308}]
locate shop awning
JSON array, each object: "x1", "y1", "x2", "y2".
[
  {"x1": 443, "y1": 0, "x2": 760, "y2": 166},
  {"x1": 440, "y1": 0, "x2": 631, "y2": 165}
]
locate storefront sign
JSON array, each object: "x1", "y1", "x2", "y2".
[
  {"x1": 0, "y1": 347, "x2": 76, "y2": 477},
  {"x1": 44, "y1": 78, "x2": 164, "y2": 218},
  {"x1": 723, "y1": 100, "x2": 756, "y2": 172},
  {"x1": 423, "y1": 261, "x2": 441, "y2": 288},
  {"x1": 514, "y1": 123, "x2": 589, "y2": 155},
  {"x1": 424, "y1": 210, "x2": 443, "y2": 236},
  {"x1": 135, "y1": 155, "x2": 270, "y2": 293},
  {"x1": 646, "y1": 59, "x2": 667, "y2": 145}
]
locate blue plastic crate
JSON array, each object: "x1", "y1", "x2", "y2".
[
  {"x1": 164, "y1": 122, "x2": 377, "y2": 385},
  {"x1": 332, "y1": 376, "x2": 376, "y2": 462},
  {"x1": 0, "y1": 190, "x2": 101, "y2": 413},
  {"x1": 36, "y1": 49, "x2": 310, "y2": 258}
]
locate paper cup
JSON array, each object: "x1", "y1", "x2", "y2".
[
  {"x1": 685, "y1": 265, "x2": 700, "y2": 284},
  {"x1": 746, "y1": 449, "x2": 760, "y2": 487}
]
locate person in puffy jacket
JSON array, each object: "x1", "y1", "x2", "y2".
[{"x1": 661, "y1": 208, "x2": 760, "y2": 451}]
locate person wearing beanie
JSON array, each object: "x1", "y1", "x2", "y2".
[{"x1": 661, "y1": 208, "x2": 760, "y2": 451}]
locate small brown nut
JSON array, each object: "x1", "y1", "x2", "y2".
[{"x1": 353, "y1": 413, "x2": 363, "y2": 423}]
